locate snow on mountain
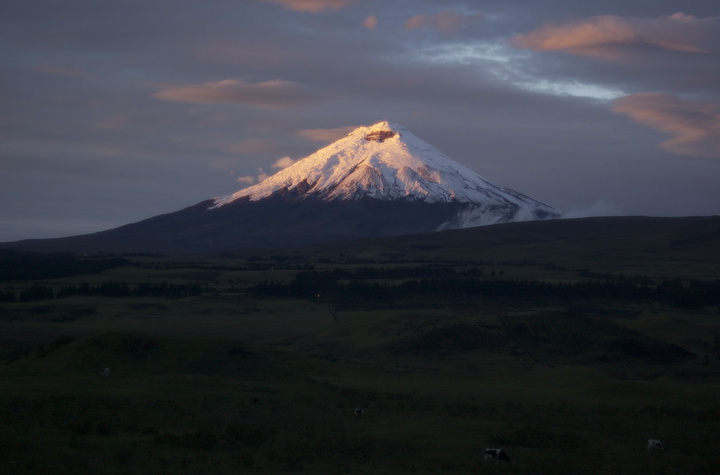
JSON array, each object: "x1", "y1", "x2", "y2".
[{"x1": 213, "y1": 121, "x2": 560, "y2": 225}]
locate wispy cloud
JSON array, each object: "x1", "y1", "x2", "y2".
[
  {"x1": 297, "y1": 126, "x2": 355, "y2": 142},
  {"x1": 258, "y1": 0, "x2": 353, "y2": 13},
  {"x1": 236, "y1": 175, "x2": 256, "y2": 185},
  {"x1": 513, "y1": 12, "x2": 719, "y2": 58},
  {"x1": 613, "y1": 93, "x2": 720, "y2": 158},
  {"x1": 272, "y1": 156, "x2": 297, "y2": 169},
  {"x1": 405, "y1": 10, "x2": 484, "y2": 33},
  {"x1": 34, "y1": 64, "x2": 96, "y2": 79},
  {"x1": 236, "y1": 156, "x2": 297, "y2": 187},
  {"x1": 224, "y1": 138, "x2": 280, "y2": 155},
  {"x1": 153, "y1": 79, "x2": 323, "y2": 109},
  {"x1": 563, "y1": 200, "x2": 622, "y2": 219}
]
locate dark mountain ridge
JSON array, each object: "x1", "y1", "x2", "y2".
[{"x1": 0, "y1": 198, "x2": 475, "y2": 254}]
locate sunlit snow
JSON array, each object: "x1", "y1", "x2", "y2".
[{"x1": 212, "y1": 121, "x2": 560, "y2": 225}]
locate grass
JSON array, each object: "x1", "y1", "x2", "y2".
[
  {"x1": 1, "y1": 216, "x2": 720, "y2": 472},
  {"x1": 3, "y1": 315, "x2": 719, "y2": 473}
]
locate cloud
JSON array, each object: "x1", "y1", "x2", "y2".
[
  {"x1": 95, "y1": 115, "x2": 131, "y2": 130},
  {"x1": 239, "y1": 158, "x2": 297, "y2": 187},
  {"x1": 297, "y1": 126, "x2": 355, "y2": 142},
  {"x1": 236, "y1": 176, "x2": 255, "y2": 185},
  {"x1": 225, "y1": 138, "x2": 279, "y2": 155},
  {"x1": 34, "y1": 65, "x2": 96, "y2": 79},
  {"x1": 512, "y1": 12, "x2": 719, "y2": 58},
  {"x1": 362, "y1": 15, "x2": 378, "y2": 30},
  {"x1": 563, "y1": 200, "x2": 623, "y2": 219},
  {"x1": 612, "y1": 93, "x2": 720, "y2": 158},
  {"x1": 256, "y1": 168, "x2": 270, "y2": 182},
  {"x1": 405, "y1": 10, "x2": 484, "y2": 33},
  {"x1": 153, "y1": 79, "x2": 322, "y2": 109},
  {"x1": 258, "y1": 0, "x2": 352, "y2": 13},
  {"x1": 272, "y1": 156, "x2": 297, "y2": 169}
]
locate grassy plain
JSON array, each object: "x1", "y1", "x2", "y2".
[{"x1": 1, "y1": 216, "x2": 719, "y2": 473}]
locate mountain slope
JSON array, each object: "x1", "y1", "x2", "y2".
[
  {"x1": 1, "y1": 199, "x2": 476, "y2": 254},
  {"x1": 1, "y1": 121, "x2": 560, "y2": 254}
]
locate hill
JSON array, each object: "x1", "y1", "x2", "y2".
[{"x1": 264, "y1": 215, "x2": 720, "y2": 280}]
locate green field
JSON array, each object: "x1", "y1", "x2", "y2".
[{"x1": 1, "y1": 216, "x2": 719, "y2": 473}]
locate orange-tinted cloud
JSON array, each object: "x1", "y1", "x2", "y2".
[
  {"x1": 405, "y1": 10, "x2": 484, "y2": 33},
  {"x1": 297, "y1": 126, "x2": 355, "y2": 142},
  {"x1": 362, "y1": 15, "x2": 378, "y2": 30},
  {"x1": 153, "y1": 79, "x2": 322, "y2": 109},
  {"x1": 513, "y1": 12, "x2": 719, "y2": 58},
  {"x1": 613, "y1": 93, "x2": 720, "y2": 158},
  {"x1": 272, "y1": 156, "x2": 297, "y2": 169},
  {"x1": 225, "y1": 138, "x2": 279, "y2": 155},
  {"x1": 258, "y1": 0, "x2": 352, "y2": 13}
]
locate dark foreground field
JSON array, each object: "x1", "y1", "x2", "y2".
[{"x1": 1, "y1": 216, "x2": 719, "y2": 473}]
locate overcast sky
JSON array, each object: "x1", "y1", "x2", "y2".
[{"x1": 2, "y1": 0, "x2": 719, "y2": 242}]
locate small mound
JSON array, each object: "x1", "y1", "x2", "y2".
[
  {"x1": 387, "y1": 322, "x2": 506, "y2": 355},
  {"x1": 595, "y1": 337, "x2": 695, "y2": 364},
  {"x1": 505, "y1": 311, "x2": 695, "y2": 365}
]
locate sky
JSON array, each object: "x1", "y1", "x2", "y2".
[{"x1": 2, "y1": 0, "x2": 719, "y2": 242}]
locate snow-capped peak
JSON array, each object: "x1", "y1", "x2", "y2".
[{"x1": 212, "y1": 121, "x2": 559, "y2": 222}]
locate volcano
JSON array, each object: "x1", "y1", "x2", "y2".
[
  {"x1": 214, "y1": 121, "x2": 558, "y2": 218},
  {"x1": 2, "y1": 121, "x2": 560, "y2": 254}
]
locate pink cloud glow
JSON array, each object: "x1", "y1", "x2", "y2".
[
  {"x1": 258, "y1": 0, "x2": 352, "y2": 13},
  {"x1": 613, "y1": 93, "x2": 720, "y2": 158},
  {"x1": 513, "y1": 12, "x2": 719, "y2": 58},
  {"x1": 152, "y1": 79, "x2": 322, "y2": 109}
]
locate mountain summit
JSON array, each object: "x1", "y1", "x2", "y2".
[
  {"x1": 1, "y1": 122, "x2": 560, "y2": 254},
  {"x1": 213, "y1": 121, "x2": 560, "y2": 225}
]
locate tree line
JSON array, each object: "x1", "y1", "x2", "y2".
[
  {"x1": 310, "y1": 265, "x2": 485, "y2": 280},
  {"x1": 5, "y1": 282, "x2": 204, "y2": 302},
  {"x1": 0, "y1": 251, "x2": 128, "y2": 281},
  {"x1": 251, "y1": 271, "x2": 720, "y2": 309}
]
